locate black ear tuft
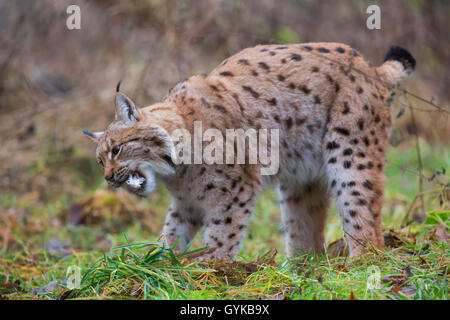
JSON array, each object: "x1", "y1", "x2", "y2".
[
  {"x1": 82, "y1": 128, "x2": 93, "y2": 137},
  {"x1": 116, "y1": 80, "x2": 122, "y2": 93},
  {"x1": 384, "y1": 46, "x2": 416, "y2": 71}
]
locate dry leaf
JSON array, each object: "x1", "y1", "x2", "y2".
[
  {"x1": 392, "y1": 285, "x2": 401, "y2": 293},
  {"x1": 434, "y1": 223, "x2": 449, "y2": 242},
  {"x1": 399, "y1": 284, "x2": 417, "y2": 297},
  {"x1": 382, "y1": 275, "x2": 407, "y2": 285},
  {"x1": 335, "y1": 264, "x2": 348, "y2": 272},
  {"x1": 327, "y1": 239, "x2": 347, "y2": 257}
]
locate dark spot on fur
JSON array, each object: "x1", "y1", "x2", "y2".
[
  {"x1": 220, "y1": 71, "x2": 233, "y2": 77},
  {"x1": 242, "y1": 86, "x2": 260, "y2": 98},
  {"x1": 363, "y1": 180, "x2": 373, "y2": 190},
  {"x1": 326, "y1": 141, "x2": 340, "y2": 149},
  {"x1": 358, "y1": 119, "x2": 364, "y2": 130},
  {"x1": 299, "y1": 85, "x2": 311, "y2": 94},
  {"x1": 342, "y1": 102, "x2": 350, "y2": 114},
  {"x1": 313, "y1": 95, "x2": 321, "y2": 104},
  {"x1": 267, "y1": 97, "x2": 277, "y2": 106},
  {"x1": 214, "y1": 104, "x2": 227, "y2": 113},
  {"x1": 285, "y1": 117, "x2": 293, "y2": 129},
  {"x1": 258, "y1": 62, "x2": 270, "y2": 71},
  {"x1": 296, "y1": 117, "x2": 306, "y2": 125},
  {"x1": 343, "y1": 161, "x2": 352, "y2": 169},
  {"x1": 334, "y1": 127, "x2": 350, "y2": 136},
  {"x1": 317, "y1": 47, "x2": 330, "y2": 53},
  {"x1": 362, "y1": 136, "x2": 370, "y2": 146},
  {"x1": 358, "y1": 198, "x2": 367, "y2": 205},
  {"x1": 291, "y1": 53, "x2": 302, "y2": 61},
  {"x1": 343, "y1": 148, "x2": 353, "y2": 156},
  {"x1": 334, "y1": 82, "x2": 340, "y2": 92},
  {"x1": 350, "y1": 49, "x2": 360, "y2": 57}
]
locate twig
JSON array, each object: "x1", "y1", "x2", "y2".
[
  {"x1": 406, "y1": 94, "x2": 426, "y2": 219},
  {"x1": 401, "y1": 188, "x2": 445, "y2": 225}
]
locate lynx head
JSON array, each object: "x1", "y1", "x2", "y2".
[{"x1": 83, "y1": 82, "x2": 176, "y2": 196}]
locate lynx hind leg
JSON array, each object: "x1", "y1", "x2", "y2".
[
  {"x1": 161, "y1": 201, "x2": 202, "y2": 253},
  {"x1": 326, "y1": 137, "x2": 385, "y2": 255},
  {"x1": 278, "y1": 182, "x2": 330, "y2": 256}
]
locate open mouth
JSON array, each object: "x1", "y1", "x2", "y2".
[{"x1": 125, "y1": 171, "x2": 147, "y2": 193}]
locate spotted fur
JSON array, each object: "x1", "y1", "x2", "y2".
[{"x1": 84, "y1": 42, "x2": 415, "y2": 260}]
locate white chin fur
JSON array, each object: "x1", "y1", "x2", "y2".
[{"x1": 140, "y1": 165, "x2": 156, "y2": 195}]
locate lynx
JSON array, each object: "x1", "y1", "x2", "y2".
[{"x1": 84, "y1": 42, "x2": 415, "y2": 260}]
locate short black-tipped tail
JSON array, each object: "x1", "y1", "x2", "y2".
[
  {"x1": 383, "y1": 46, "x2": 416, "y2": 72},
  {"x1": 377, "y1": 46, "x2": 416, "y2": 88}
]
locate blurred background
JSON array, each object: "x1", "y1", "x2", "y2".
[{"x1": 0, "y1": 0, "x2": 448, "y2": 268}]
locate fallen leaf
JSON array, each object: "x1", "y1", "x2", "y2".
[
  {"x1": 399, "y1": 284, "x2": 417, "y2": 297},
  {"x1": 44, "y1": 238, "x2": 73, "y2": 258},
  {"x1": 382, "y1": 275, "x2": 407, "y2": 285},
  {"x1": 28, "y1": 280, "x2": 60, "y2": 295},
  {"x1": 403, "y1": 265, "x2": 413, "y2": 278},
  {"x1": 327, "y1": 239, "x2": 347, "y2": 257},
  {"x1": 434, "y1": 223, "x2": 449, "y2": 242},
  {"x1": 130, "y1": 283, "x2": 141, "y2": 298},
  {"x1": 383, "y1": 231, "x2": 404, "y2": 248},
  {"x1": 335, "y1": 264, "x2": 348, "y2": 272},
  {"x1": 0, "y1": 280, "x2": 21, "y2": 294},
  {"x1": 349, "y1": 291, "x2": 357, "y2": 300},
  {"x1": 392, "y1": 285, "x2": 401, "y2": 293}
]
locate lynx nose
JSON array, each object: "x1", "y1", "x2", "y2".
[{"x1": 104, "y1": 173, "x2": 115, "y2": 182}]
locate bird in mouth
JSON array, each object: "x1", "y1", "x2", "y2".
[{"x1": 125, "y1": 171, "x2": 147, "y2": 192}]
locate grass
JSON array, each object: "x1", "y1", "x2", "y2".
[
  {"x1": 74, "y1": 224, "x2": 448, "y2": 300},
  {"x1": 0, "y1": 141, "x2": 448, "y2": 300}
]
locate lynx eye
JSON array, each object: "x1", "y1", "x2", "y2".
[
  {"x1": 97, "y1": 158, "x2": 104, "y2": 168},
  {"x1": 112, "y1": 145, "x2": 121, "y2": 156}
]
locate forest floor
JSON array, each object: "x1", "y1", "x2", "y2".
[{"x1": 0, "y1": 141, "x2": 448, "y2": 300}]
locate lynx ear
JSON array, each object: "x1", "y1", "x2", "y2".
[
  {"x1": 115, "y1": 93, "x2": 141, "y2": 124},
  {"x1": 82, "y1": 128, "x2": 103, "y2": 143}
]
